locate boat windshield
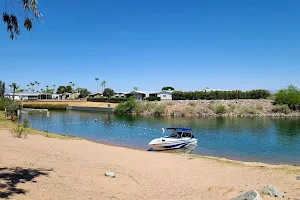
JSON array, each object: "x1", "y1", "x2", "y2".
[{"x1": 165, "y1": 129, "x2": 194, "y2": 138}]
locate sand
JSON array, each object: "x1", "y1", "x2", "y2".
[{"x1": 0, "y1": 129, "x2": 299, "y2": 200}]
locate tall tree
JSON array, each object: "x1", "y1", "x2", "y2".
[
  {"x1": 133, "y1": 87, "x2": 139, "y2": 91},
  {"x1": 27, "y1": 84, "x2": 30, "y2": 92},
  {"x1": 95, "y1": 78, "x2": 99, "y2": 93},
  {"x1": 2, "y1": 0, "x2": 42, "y2": 39},
  {"x1": 53, "y1": 85, "x2": 56, "y2": 94},
  {"x1": 162, "y1": 86, "x2": 175, "y2": 91},
  {"x1": 103, "y1": 88, "x2": 115, "y2": 98},
  {"x1": 35, "y1": 81, "x2": 38, "y2": 92},
  {"x1": 30, "y1": 82, "x2": 34, "y2": 93},
  {"x1": 37, "y1": 82, "x2": 40, "y2": 92},
  {"x1": 101, "y1": 81, "x2": 107, "y2": 92},
  {"x1": 46, "y1": 85, "x2": 49, "y2": 93},
  {"x1": 9, "y1": 83, "x2": 19, "y2": 100},
  {"x1": 0, "y1": 80, "x2": 5, "y2": 98}
]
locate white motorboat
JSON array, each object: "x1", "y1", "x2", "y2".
[{"x1": 148, "y1": 127, "x2": 197, "y2": 151}]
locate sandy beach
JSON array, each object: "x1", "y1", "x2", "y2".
[{"x1": 0, "y1": 129, "x2": 299, "y2": 200}]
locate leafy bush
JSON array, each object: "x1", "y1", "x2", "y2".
[
  {"x1": 272, "y1": 104, "x2": 291, "y2": 114},
  {"x1": 11, "y1": 125, "x2": 28, "y2": 138},
  {"x1": 153, "y1": 104, "x2": 166, "y2": 115},
  {"x1": 114, "y1": 97, "x2": 137, "y2": 114},
  {"x1": 23, "y1": 103, "x2": 68, "y2": 110},
  {"x1": 87, "y1": 97, "x2": 128, "y2": 103},
  {"x1": 5, "y1": 100, "x2": 22, "y2": 120},
  {"x1": 275, "y1": 85, "x2": 300, "y2": 110},
  {"x1": 146, "y1": 96, "x2": 161, "y2": 101},
  {"x1": 215, "y1": 105, "x2": 227, "y2": 114},
  {"x1": 103, "y1": 88, "x2": 115, "y2": 98},
  {"x1": 22, "y1": 118, "x2": 29, "y2": 128},
  {"x1": 172, "y1": 89, "x2": 270, "y2": 100}
]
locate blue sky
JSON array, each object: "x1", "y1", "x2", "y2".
[{"x1": 1, "y1": 0, "x2": 299, "y2": 93}]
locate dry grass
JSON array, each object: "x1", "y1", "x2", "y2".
[
  {"x1": 21, "y1": 101, "x2": 118, "y2": 108},
  {"x1": 0, "y1": 112, "x2": 81, "y2": 140}
]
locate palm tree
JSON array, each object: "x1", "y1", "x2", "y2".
[
  {"x1": 133, "y1": 87, "x2": 139, "y2": 91},
  {"x1": 101, "y1": 81, "x2": 106, "y2": 92},
  {"x1": 95, "y1": 78, "x2": 99, "y2": 93},
  {"x1": 46, "y1": 85, "x2": 49, "y2": 93},
  {"x1": 35, "y1": 81, "x2": 38, "y2": 92},
  {"x1": 37, "y1": 82, "x2": 40, "y2": 92},
  {"x1": 27, "y1": 84, "x2": 30, "y2": 92},
  {"x1": 9, "y1": 83, "x2": 19, "y2": 100},
  {"x1": 72, "y1": 83, "x2": 75, "y2": 93},
  {"x1": 53, "y1": 85, "x2": 56, "y2": 94},
  {"x1": 30, "y1": 82, "x2": 35, "y2": 93}
]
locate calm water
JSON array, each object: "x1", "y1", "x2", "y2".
[{"x1": 20, "y1": 110, "x2": 300, "y2": 165}]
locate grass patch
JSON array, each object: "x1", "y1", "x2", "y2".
[
  {"x1": 188, "y1": 101, "x2": 196, "y2": 107},
  {"x1": 272, "y1": 104, "x2": 291, "y2": 114},
  {"x1": 22, "y1": 103, "x2": 68, "y2": 110},
  {"x1": 215, "y1": 105, "x2": 227, "y2": 114}
]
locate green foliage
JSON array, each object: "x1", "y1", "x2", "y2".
[
  {"x1": 272, "y1": 104, "x2": 291, "y2": 114},
  {"x1": 22, "y1": 118, "x2": 29, "y2": 128},
  {"x1": 146, "y1": 96, "x2": 161, "y2": 101},
  {"x1": 56, "y1": 86, "x2": 66, "y2": 94},
  {"x1": 0, "y1": 80, "x2": 5, "y2": 98},
  {"x1": 78, "y1": 88, "x2": 91, "y2": 98},
  {"x1": 11, "y1": 124, "x2": 28, "y2": 138},
  {"x1": 87, "y1": 97, "x2": 128, "y2": 103},
  {"x1": 114, "y1": 96, "x2": 137, "y2": 114},
  {"x1": 215, "y1": 105, "x2": 227, "y2": 114},
  {"x1": 275, "y1": 85, "x2": 300, "y2": 110},
  {"x1": 5, "y1": 100, "x2": 22, "y2": 119},
  {"x1": 153, "y1": 104, "x2": 166, "y2": 115},
  {"x1": 103, "y1": 88, "x2": 115, "y2": 98},
  {"x1": 2, "y1": 0, "x2": 42, "y2": 39},
  {"x1": 22, "y1": 103, "x2": 68, "y2": 110},
  {"x1": 162, "y1": 86, "x2": 175, "y2": 91},
  {"x1": 66, "y1": 85, "x2": 73, "y2": 93},
  {"x1": 172, "y1": 90, "x2": 270, "y2": 100}
]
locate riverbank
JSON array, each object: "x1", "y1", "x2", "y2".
[
  {"x1": 137, "y1": 99, "x2": 300, "y2": 117},
  {"x1": 0, "y1": 129, "x2": 300, "y2": 200}
]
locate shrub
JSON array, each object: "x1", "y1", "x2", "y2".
[
  {"x1": 172, "y1": 89, "x2": 270, "y2": 100},
  {"x1": 103, "y1": 88, "x2": 115, "y2": 98},
  {"x1": 255, "y1": 104, "x2": 263, "y2": 111},
  {"x1": 228, "y1": 103, "x2": 235, "y2": 111},
  {"x1": 22, "y1": 103, "x2": 68, "y2": 110},
  {"x1": 5, "y1": 100, "x2": 22, "y2": 120},
  {"x1": 215, "y1": 105, "x2": 227, "y2": 114},
  {"x1": 153, "y1": 104, "x2": 166, "y2": 115},
  {"x1": 114, "y1": 96, "x2": 137, "y2": 114},
  {"x1": 146, "y1": 96, "x2": 161, "y2": 101},
  {"x1": 275, "y1": 85, "x2": 300, "y2": 110},
  {"x1": 11, "y1": 125, "x2": 28, "y2": 138},
  {"x1": 272, "y1": 104, "x2": 291, "y2": 114},
  {"x1": 238, "y1": 106, "x2": 258, "y2": 115},
  {"x1": 22, "y1": 118, "x2": 29, "y2": 128},
  {"x1": 87, "y1": 97, "x2": 128, "y2": 103}
]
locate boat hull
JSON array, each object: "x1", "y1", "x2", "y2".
[{"x1": 148, "y1": 137, "x2": 197, "y2": 151}]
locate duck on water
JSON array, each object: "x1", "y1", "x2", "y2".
[{"x1": 148, "y1": 127, "x2": 198, "y2": 151}]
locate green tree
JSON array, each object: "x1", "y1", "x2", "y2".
[
  {"x1": 162, "y1": 86, "x2": 174, "y2": 91},
  {"x1": 78, "y1": 88, "x2": 91, "y2": 98},
  {"x1": 103, "y1": 88, "x2": 115, "y2": 98},
  {"x1": 275, "y1": 85, "x2": 300, "y2": 110},
  {"x1": 133, "y1": 87, "x2": 139, "y2": 91},
  {"x1": 56, "y1": 86, "x2": 66, "y2": 94},
  {"x1": 9, "y1": 83, "x2": 19, "y2": 100},
  {"x1": 2, "y1": 0, "x2": 42, "y2": 39},
  {"x1": 5, "y1": 99, "x2": 22, "y2": 120},
  {"x1": 0, "y1": 80, "x2": 5, "y2": 98},
  {"x1": 101, "y1": 81, "x2": 107, "y2": 92},
  {"x1": 95, "y1": 78, "x2": 99, "y2": 93},
  {"x1": 66, "y1": 85, "x2": 72, "y2": 93}
]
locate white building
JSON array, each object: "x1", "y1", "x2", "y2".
[{"x1": 4, "y1": 93, "x2": 61, "y2": 101}]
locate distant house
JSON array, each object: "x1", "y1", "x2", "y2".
[
  {"x1": 88, "y1": 92, "x2": 103, "y2": 98},
  {"x1": 114, "y1": 92, "x2": 130, "y2": 98},
  {"x1": 4, "y1": 93, "x2": 56, "y2": 101},
  {"x1": 157, "y1": 91, "x2": 173, "y2": 100}
]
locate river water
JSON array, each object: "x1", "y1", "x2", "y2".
[{"x1": 20, "y1": 110, "x2": 300, "y2": 165}]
